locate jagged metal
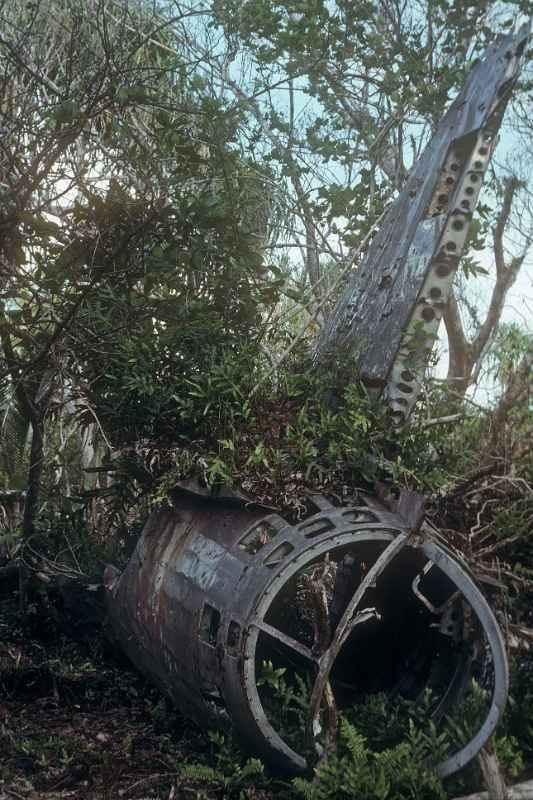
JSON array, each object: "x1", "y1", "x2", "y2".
[
  {"x1": 316, "y1": 24, "x2": 530, "y2": 422},
  {"x1": 105, "y1": 491, "x2": 508, "y2": 777}
]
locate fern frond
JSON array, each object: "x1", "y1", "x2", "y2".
[
  {"x1": 177, "y1": 763, "x2": 221, "y2": 783},
  {"x1": 339, "y1": 718, "x2": 368, "y2": 766}
]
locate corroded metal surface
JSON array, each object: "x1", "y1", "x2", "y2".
[
  {"x1": 105, "y1": 492, "x2": 508, "y2": 777},
  {"x1": 316, "y1": 25, "x2": 530, "y2": 422}
]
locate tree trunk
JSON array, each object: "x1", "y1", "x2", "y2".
[
  {"x1": 23, "y1": 418, "x2": 44, "y2": 538},
  {"x1": 477, "y1": 746, "x2": 508, "y2": 800},
  {"x1": 19, "y1": 416, "x2": 45, "y2": 611}
]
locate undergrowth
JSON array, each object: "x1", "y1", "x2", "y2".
[
  {"x1": 2, "y1": 336, "x2": 531, "y2": 800},
  {"x1": 86, "y1": 345, "x2": 484, "y2": 520}
]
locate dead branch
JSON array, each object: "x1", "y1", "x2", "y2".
[
  {"x1": 477, "y1": 745, "x2": 508, "y2": 800},
  {"x1": 444, "y1": 177, "x2": 530, "y2": 399},
  {"x1": 508, "y1": 624, "x2": 533, "y2": 650},
  {"x1": 300, "y1": 557, "x2": 338, "y2": 757},
  {"x1": 453, "y1": 779, "x2": 533, "y2": 800},
  {"x1": 422, "y1": 413, "x2": 464, "y2": 428}
]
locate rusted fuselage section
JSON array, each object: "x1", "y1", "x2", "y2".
[
  {"x1": 315, "y1": 24, "x2": 530, "y2": 422},
  {"x1": 106, "y1": 491, "x2": 508, "y2": 778}
]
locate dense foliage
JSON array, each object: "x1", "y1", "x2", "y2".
[{"x1": 0, "y1": 1, "x2": 532, "y2": 799}]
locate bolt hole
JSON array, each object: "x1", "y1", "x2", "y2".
[
  {"x1": 429, "y1": 287, "x2": 442, "y2": 299},
  {"x1": 264, "y1": 541, "x2": 295, "y2": 567},
  {"x1": 300, "y1": 519, "x2": 334, "y2": 540},
  {"x1": 379, "y1": 275, "x2": 392, "y2": 289},
  {"x1": 422, "y1": 307, "x2": 435, "y2": 322},
  {"x1": 199, "y1": 604, "x2": 221, "y2": 647},
  {"x1": 227, "y1": 620, "x2": 242, "y2": 654}
]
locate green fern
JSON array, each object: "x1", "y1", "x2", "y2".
[
  {"x1": 178, "y1": 731, "x2": 267, "y2": 797},
  {"x1": 293, "y1": 714, "x2": 447, "y2": 800},
  {"x1": 178, "y1": 763, "x2": 220, "y2": 783},
  {"x1": 339, "y1": 718, "x2": 368, "y2": 766},
  {"x1": 293, "y1": 777, "x2": 316, "y2": 800}
]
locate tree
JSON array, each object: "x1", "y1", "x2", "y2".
[
  {"x1": 2, "y1": 0, "x2": 531, "y2": 551},
  {"x1": 444, "y1": 176, "x2": 532, "y2": 398},
  {"x1": 0, "y1": 0, "x2": 280, "y2": 558},
  {"x1": 146, "y1": 0, "x2": 533, "y2": 394}
]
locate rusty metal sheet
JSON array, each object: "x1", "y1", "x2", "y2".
[{"x1": 316, "y1": 25, "x2": 530, "y2": 421}]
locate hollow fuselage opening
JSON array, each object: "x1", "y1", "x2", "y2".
[{"x1": 256, "y1": 540, "x2": 464, "y2": 741}]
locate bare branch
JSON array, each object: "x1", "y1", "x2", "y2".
[
  {"x1": 444, "y1": 177, "x2": 530, "y2": 397},
  {"x1": 443, "y1": 289, "x2": 471, "y2": 394},
  {"x1": 470, "y1": 178, "x2": 530, "y2": 366}
]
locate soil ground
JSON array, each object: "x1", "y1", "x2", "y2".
[{"x1": 0, "y1": 588, "x2": 281, "y2": 800}]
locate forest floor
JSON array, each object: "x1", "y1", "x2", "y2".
[
  {"x1": 3, "y1": 575, "x2": 532, "y2": 800},
  {"x1": 0, "y1": 587, "x2": 281, "y2": 800}
]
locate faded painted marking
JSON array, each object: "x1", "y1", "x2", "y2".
[{"x1": 180, "y1": 534, "x2": 228, "y2": 590}]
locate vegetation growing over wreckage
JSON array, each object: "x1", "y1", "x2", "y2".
[{"x1": 1, "y1": 0, "x2": 532, "y2": 798}]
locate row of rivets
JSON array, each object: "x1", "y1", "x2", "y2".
[{"x1": 386, "y1": 127, "x2": 495, "y2": 421}]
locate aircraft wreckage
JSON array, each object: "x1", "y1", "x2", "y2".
[{"x1": 104, "y1": 25, "x2": 530, "y2": 777}]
